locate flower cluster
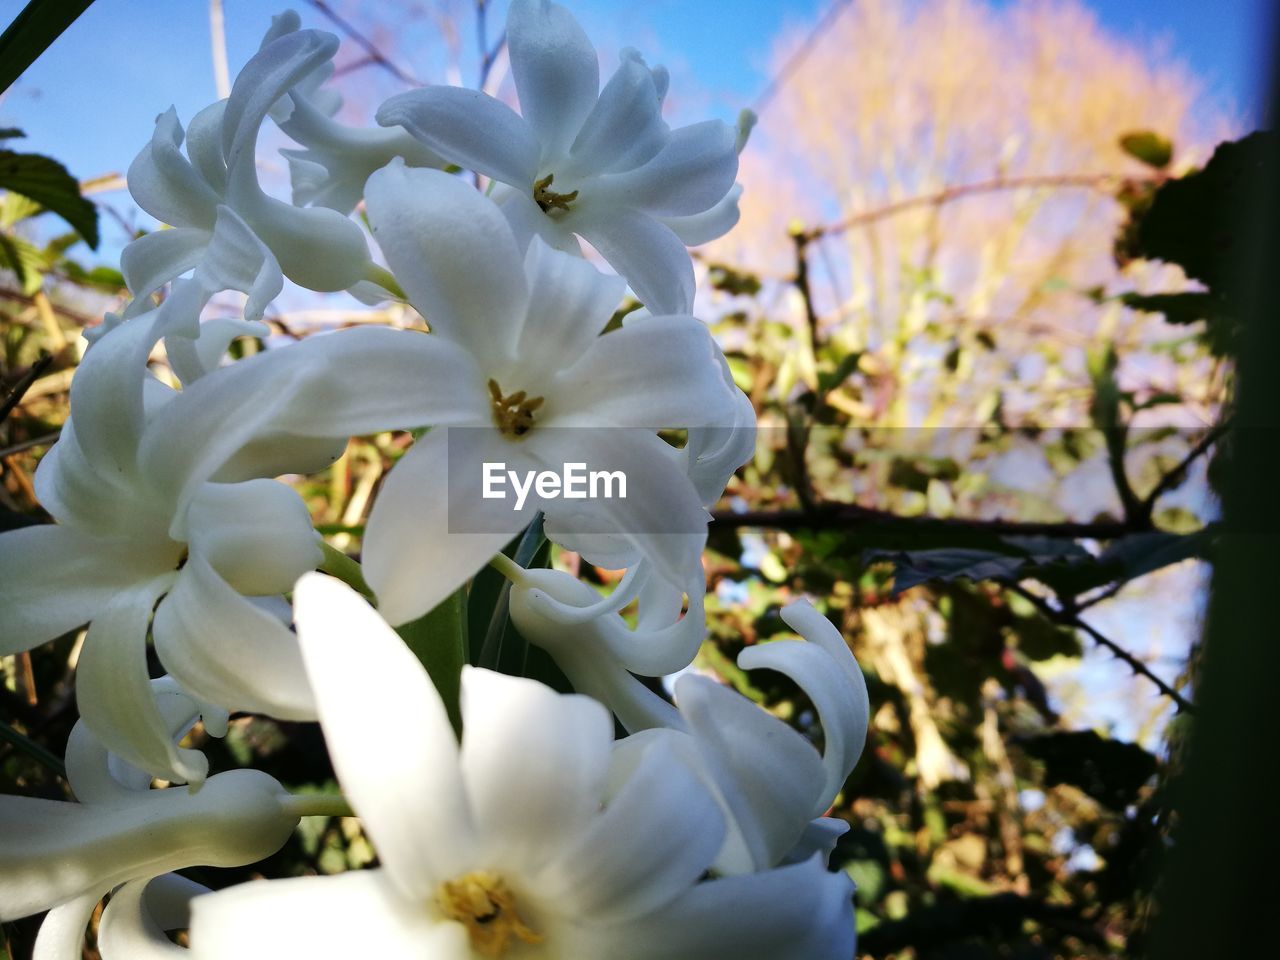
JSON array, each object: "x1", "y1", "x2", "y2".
[{"x1": 0, "y1": 3, "x2": 869, "y2": 956}]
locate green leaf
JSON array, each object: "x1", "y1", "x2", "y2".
[
  {"x1": 396, "y1": 586, "x2": 468, "y2": 735},
  {"x1": 1119, "y1": 130, "x2": 1173, "y2": 168},
  {"x1": 476, "y1": 515, "x2": 547, "y2": 674},
  {"x1": 0, "y1": 231, "x2": 46, "y2": 293},
  {"x1": 0, "y1": 718, "x2": 66, "y2": 777},
  {"x1": 0, "y1": 149, "x2": 99, "y2": 247},
  {"x1": 0, "y1": 0, "x2": 95, "y2": 96}
]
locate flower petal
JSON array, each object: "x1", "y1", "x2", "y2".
[
  {"x1": 550, "y1": 315, "x2": 735, "y2": 429},
  {"x1": 119, "y1": 227, "x2": 211, "y2": 305},
  {"x1": 0, "y1": 525, "x2": 170, "y2": 655},
  {"x1": 188, "y1": 870, "x2": 462, "y2": 960},
  {"x1": 153, "y1": 554, "x2": 314, "y2": 720},
  {"x1": 515, "y1": 236, "x2": 625, "y2": 376},
  {"x1": 459, "y1": 667, "x2": 612, "y2": 873},
  {"x1": 0, "y1": 768, "x2": 294, "y2": 920},
  {"x1": 126, "y1": 107, "x2": 219, "y2": 230},
  {"x1": 377, "y1": 87, "x2": 541, "y2": 187},
  {"x1": 73, "y1": 577, "x2": 210, "y2": 785},
  {"x1": 193, "y1": 205, "x2": 284, "y2": 321},
  {"x1": 165, "y1": 317, "x2": 269, "y2": 385},
  {"x1": 569, "y1": 50, "x2": 668, "y2": 174},
  {"x1": 660, "y1": 183, "x2": 743, "y2": 246},
  {"x1": 98, "y1": 874, "x2": 211, "y2": 959},
  {"x1": 591, "y1": 120, "x2": 738, "y2": 218},
  {"x1": 32, "y1": 894, "x2": 97, "y2": 959},
  {"x1": 365, "y1": 162, "x2": 528, "y2": 366},
  {"x1": 507, "y1": 0, "x2": 600, "y2": 158},
  {"x1": 740, "y1": 602, "x2": 871, "y2": 813},
  {"x1": 535, "y1": 732, "x2": 723, "y2": 924},
  {"x1": 362, "y1": 427, "x2": 529, "y2": 627},
  {"x1": 572, "y1": 207, "x2": 693, "y2": 315},
  {"x1": 185, "y1": 479, "x2": 321, "y2": 596},
  {"x1": 293, "y1": 574, "x2": 476, "y2": 896},
  {"x1": 676, "y1": 674, "x2": 827, "y2": 874},
  {"x1": 579, "y1": 854, "x2": 856, "y2": 960}
]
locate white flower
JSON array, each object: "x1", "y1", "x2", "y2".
[
  {"x1": 0, "y1": 680, "x2": 296, "y2": 930},
  {"x1": 188, "y1": 574, "x2": 855, "y2": 959},
  {"x1": 0, "y1": 311, "x2": 331, "y2": 783},
  {"x1": 376, "y1": 0, "x2": 741, "y2": 315},
  {"x1": 116, "y1": 22, "x2": 373, "y2": 354},
  {"x1": 357, "y1": 161, "x2": 739, "y2": 625},
  {"x1": 512, "y1": 593, "x2": 871, "y2": 877},
  {"x1": 258, "y1": 11, "x2": 445, "y2": 215}
]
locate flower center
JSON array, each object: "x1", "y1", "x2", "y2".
[
  {"x1": 532, "y1": 173, "x2": 578, "y2": 215},
  {"x1": 437, "y1": 870, "x2": 542, "y2": 958},
  {"x1": 488, "y1": 379, "x2": 544, "y2": 438}
]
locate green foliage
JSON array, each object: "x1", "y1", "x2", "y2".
[
  {"x1": 1021, "y1": 731, "x2": 1157, "y2": 810},
  {"x1": 0, "y1": 0, "x2": 96, "y2": 96},
  {"x1": 397, "y1": 587, "x2": 468, "y2": 735},
  {"x1": 0, "y1": 149, "x2": 99, "y2": 248},
  {"x1": 1119, "y1": 130, "x2": 1173, "y2": 169}
]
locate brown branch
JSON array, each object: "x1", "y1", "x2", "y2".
[
  {"x1": 1140, "y1": 419, "x2": 1230, "y2": 517},
  {"x1": 711, "y1": 504, "x2": 1141, "y2": 540},
  {"x1": 304, "y1": 0, "x2": 420, "y2": 87},
  {"x1": 807, "y1": 173, "x2": 1149, "y2": 242},
  {"x1": 1, "y1": 353, "x2": 53, "y2": 424},
  {"x1": 0, "y1": 287, "x2": 100, "y2": 327},
  {"x1": 1010, "y1": 583, "x2": 1194, "y2": 714}
]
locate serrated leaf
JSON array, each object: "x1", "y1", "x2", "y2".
[
  {"x1": 1119, "y1": 130, "x2": 1173, "y2": 169},
  {"x1": 0, "y1": 0, "x2": 96, "y2": 96},
  {"x1": 0, "y1": 231, "x2": 47, "y2": 293},
  {"x1": 0, "y1": 149, "x2": 99, "y2": 247}
]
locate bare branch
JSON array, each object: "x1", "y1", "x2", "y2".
[{"x1": 304, "y1": 0, "x2": 420, "y2": 87}]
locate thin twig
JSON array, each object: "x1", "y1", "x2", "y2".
[
  {"x1": 209, "y1": 0, "x2": 232, "y2": 98},
  {"x1": 0, "y1": 430, "x2": 61, "y2": 458},
  {"x1": 807, "y1": 173, "x2": 1147, "y2": 242},
  {"x1": 752, "y1": 0, "x2": 852, "y2": 113},
  {"x1": 0, "y1": 353, "x2": 53, "y2": 424},
  {"x1": 1010, "y1": 583, "x2": 1194, "y2": 713},
  {"x1": 1140, "y1": 420, "x2": 1230, "y2": 516},
  {"x1": 711, "y1": 504, "x2": 1142, "y2": 540},
  {"x1": 304, "y1": 0, "x2": 420, "y2": 87}
]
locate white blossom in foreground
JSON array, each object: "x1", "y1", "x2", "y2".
[
  {"x1": 0, "y1": 681, "x2": 296, "y2": 932},
  {"x1": 377, "y1": 0, "x2": 741, "y2": 315},
  {"x1": 189, "y1": 574, "x2": 854, "y2": 959},
  {"x1": 116, "y1": 22, "x2": 373, "y2": 352},
  {"x1": 359, "y1": 162, "x2": 737, "y2": 625},
  {"x1": 0, "y1": 311, "x2": 329, "y2": 783}
]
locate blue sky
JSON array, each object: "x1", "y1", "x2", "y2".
[{"x1": 1, "y1": 0, "x2": 1270, "y2": 199}]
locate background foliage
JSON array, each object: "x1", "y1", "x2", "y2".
[{"x1": 1, "y1": 1, "x2": 1261, "y2": 957}]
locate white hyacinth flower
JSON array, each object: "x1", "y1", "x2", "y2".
[
  {"x1": 356, "y1": 161, "x2": 738, "y2": 625},
  {"x1": 0, "y1": 311, "x2": 333, "y2": 783},
  {"x1": 187, "y1": 574, "x2": 855, "y2": 959},
  {"x1": 377, "y1": 0, "x2": 741, "y2": 315},
  {"x1": 116, "y1": 22, "x2": 373, "y2": 353},
  {"x1": 0, "y1": 681, "x2": 297, "y2": 932}
]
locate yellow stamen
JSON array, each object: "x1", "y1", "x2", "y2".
[
  {"x1": 488, "y1": 379, "x2": 544, "y2": 438},
  {"x1": 437, "y1": 871, "x2": 542, "y2": 958},
  {"x1": 533, "y1": 173, "x2": 578, "y2": 214}
]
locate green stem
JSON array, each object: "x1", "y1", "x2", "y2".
[
  {"x1": 318, "y1": 541, "x2": 374, "y2": 600},
  {"x1": 396, "y1": 588, "x2": 468, "y2": 736},
  {"x1": 0, "y1": 718, "x2": 65, "y2": 777},
  {"x1": 363, "y1": 263, "x2": 405, "y2": 300},
  {"x1": 280, "y1": 792, "x2": 354, "y2": 819}
]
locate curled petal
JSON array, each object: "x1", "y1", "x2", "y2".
[
  {"x1": 32, "y1": 893, "x2": 98, "y2": 960},
  {"x1": 98, "y1": 874, "x2": 211, "y2": 959},
  {"x1": 73, "y1": 577, "x2": 209, "y2": 786},
  {"x1": 165, "y1": 317, "x2": 270, "y2": 385},
  {"x1": 570, "y1": 50, "x2": 668, "y2": 175},
  {"x1": 120, "y1": 227, "x2": 210, "y2": 306},
  {"x1": 740, "y1": 601, "x2": 871, "y2": 813},
  {"x1": 185, "y1": 479, "x2": 321, "y2": 596},
  {"x1": 153, "y1": 554, "x2": 315, "y2": 720},
  {"x1": 126, "y1": 107, "x2": 219, "y2": 230},
  {"x1": 194, "y1": 206, "x2": 284, "y2": 321},
  {"x1": 661, "y1": 183, "x2": 743, "y2": 247}
]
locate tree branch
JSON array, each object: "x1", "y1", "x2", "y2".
[
  {"x1": 1, "y1": 352, "x2": 53, "y2": 424},
  {"x1": 1140, "y1": 420, "x2": 1229, "y2": 518},
  {"x1": 304, "y1": 0, "x2": 420, "y2": 87},
  {"x1": 1010, "y1": 583, "x2": 1194, "y2": 713}
]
